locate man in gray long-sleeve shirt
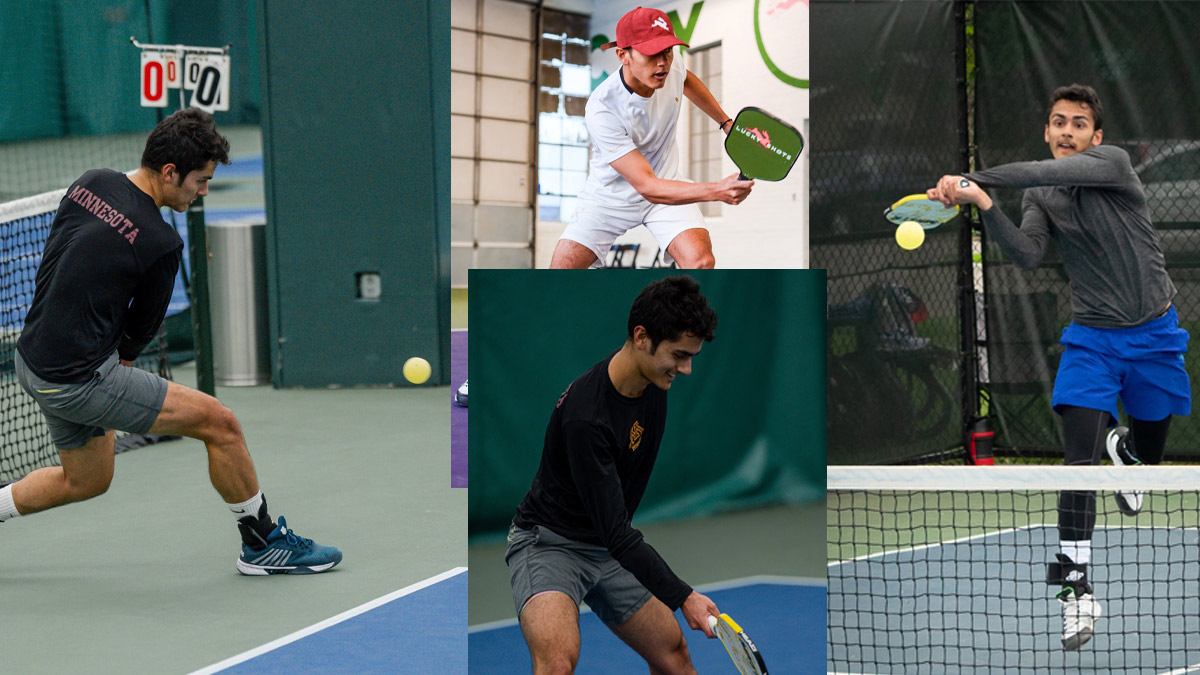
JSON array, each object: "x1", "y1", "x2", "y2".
[{"x1": 929, "y1": 84, "x2": 1190, "y2": 651}]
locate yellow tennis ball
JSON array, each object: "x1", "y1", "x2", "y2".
[
  {"x1": 403, "y1": 357, "x2": 431, "y2": 384},
  {"x1": 895, "y1": 220, "x2": 925, "y2": 250}
]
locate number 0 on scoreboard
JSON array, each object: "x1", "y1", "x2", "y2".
[{"x1": 140, "y1": 50, "x2": 181, "y2": 108}]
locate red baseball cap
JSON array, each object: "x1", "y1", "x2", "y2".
[{"x1": 600, "y1": 7, "x2": 688, "y2": 55}]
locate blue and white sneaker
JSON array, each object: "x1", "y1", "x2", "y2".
[
  {"x1": 454, "y1": 379, "x2": 468, "y2": 407},
  {"x1": 237, "y1": 516, "x2": 342, "y2": 575}
]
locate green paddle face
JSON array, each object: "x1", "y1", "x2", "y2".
[{"x1": 723, "y1": 107, "x2": 804, "y2": 181}]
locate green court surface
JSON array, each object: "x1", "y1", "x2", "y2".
[
  {"x1": 827, "y1": 488, "x2": 1200, "y2": 563},
  {"x1": 0, "y1": 363, "x2": 461, "y2": 674},
  {"x1": 467, "y1": 500, "x2": 826, "y2": 625}
]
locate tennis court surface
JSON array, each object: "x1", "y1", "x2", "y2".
[
  {"x1": 192, "y1": 568, "x2": 466, "y2": 674},
  {"x1": 829, "y1": 465, "x2": 1200, "y2": 674},
  {"x1": 0, "y1": 363, "x2": 462, "y2": 673},
  {"x1": 470, "y1": 577, "x2": 825, "y2": 673}
]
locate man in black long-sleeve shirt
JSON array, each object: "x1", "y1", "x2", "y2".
[
  {"x1": 0, "y1": 109, "x2": 340, "y2": 575},
  {"x1": 507, "y1": 276, "x2": 720, "y2": 674},
  {"x1": 928, "y1": 85, "x2": 1190, "y2": 651}
]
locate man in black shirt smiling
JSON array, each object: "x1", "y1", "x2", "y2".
[
  {"x1": 0, "y1": 109, "x2": 340, "y2": 576},
  {"x1": 507, "y1": 276, "x2": 720, "y2": 674}
]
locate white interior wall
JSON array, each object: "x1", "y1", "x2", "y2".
[
  {"x1": 451, "y1": 0, "x2": 538, "y2": 284},
  {"x1": 534, "y1": 0, "x2": 809, "y2": 268}
]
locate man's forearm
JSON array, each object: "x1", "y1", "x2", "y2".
[
  {"x1": 637, "y1": 176, "x2": 717, "y2": 205},
  {"x1": 683, "y1": 71, "x2": 729, "y2": 129}
]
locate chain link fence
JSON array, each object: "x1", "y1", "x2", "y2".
[{"x1": 814, "y1": 1, "x2": 967, "y2": 464}]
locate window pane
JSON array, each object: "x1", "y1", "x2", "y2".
[
  {"x1": 561, "y1": 117, "x2": 588, "y2": 145},
  {"x1": 539, "y1": 144, "x2": 562, "y2": 170},
  {"x1": 563, "y1": 145, "x2": 589, "y2": 172},
  {"x1": 539, "y1": 113, "x2": 562, "y2": 143},
  {"x1": 538, "y1": 169, "x2": 562, "y2": 194},
  {"x1": 561, "y1": 65, "x2": 592, "y2": 96}
]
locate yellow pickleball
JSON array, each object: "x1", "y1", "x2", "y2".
[
  {"x1": 403, "y1": 357, "x2": 431, "y2": 384},
  {"x1": 895, "y1": 220, "x2": 925, "y2": 250}
]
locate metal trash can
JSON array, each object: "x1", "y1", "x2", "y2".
[{"x1": 207, "y1": 218, "x2": 270, "y2": 386}]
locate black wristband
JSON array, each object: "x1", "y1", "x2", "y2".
[{"x1": 719, "y1": 118, "x2": 732, "y2": 130}]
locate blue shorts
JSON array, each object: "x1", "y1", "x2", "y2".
[{"x1": 1052, "y1": 306, "x2": 1191, "y2": 422}]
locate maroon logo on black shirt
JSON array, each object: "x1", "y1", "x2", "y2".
[
  {"x1": 556, "y1": 384, "x2": 571, "y2": 409},
  {"x1": 67, "y1": 185, "x2": 139, "y2": 243}
]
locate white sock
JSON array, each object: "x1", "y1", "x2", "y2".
[
  {"x1": 1061, "y1": 540, "x2": 1091, "y2": 565},
  {"x1": 228, "y1": 491, "x2": 264, "y2": 522},
  {"x1": 0, "y1": 484, "x2": 21, "y2": 522}
]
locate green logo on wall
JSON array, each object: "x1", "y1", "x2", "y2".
[{"x1": 591, "y1": 0, "x2": 807, "y2": 90}]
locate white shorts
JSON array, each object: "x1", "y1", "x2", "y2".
[{"x1": 560, "y1": 195, "x2": 706, "y2": 268}]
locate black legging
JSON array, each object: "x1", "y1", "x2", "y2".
[{"x1": 1058, "y1": 405, "x2": 1172, "y2": 542}]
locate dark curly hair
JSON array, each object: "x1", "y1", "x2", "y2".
[
  {"x1": 1048, "y1": 84, "x2": 1103, "y2": 131},
  {"x1": 627, "y1": 276, "x2": 717, "y2": 352},
  {"x1": 141, "y1": 108, "x2": 231, "y2": 178}
]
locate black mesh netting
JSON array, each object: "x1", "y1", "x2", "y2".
[{"x1": 814, "y1": 1, "x2": 966, "y2": 464}]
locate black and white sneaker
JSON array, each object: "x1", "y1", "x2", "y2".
[
  {"x1": 1058, "y1": 585, "x2": 1102, "y2": 651},
  {"x1": 1106, "y1": 426, "x2": 1142, "y2": 516},
  {"x1": 454, "y1": 379, "x2": 468, "y2": 407}
]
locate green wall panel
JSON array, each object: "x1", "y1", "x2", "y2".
[
  {"x1": 260, "y1": 0, "x2": 448, "y2": 387},
  {"x1": 468, "y1": 270, "x2": 826, "y2": 539}
]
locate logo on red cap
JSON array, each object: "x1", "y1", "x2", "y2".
[{"x1": 600, "y1": 7, "x2": 689, "y2": 54}]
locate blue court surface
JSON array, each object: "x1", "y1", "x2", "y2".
[
  {"x1": 469, "y1": 577, "x2": 825, "y2": 674},
  {"x1": 191, "y1": 567, "x2": 466, "y2": 674},
  {"x1": 829, "y1": 525, "x2": 1200, "y2": 674}
]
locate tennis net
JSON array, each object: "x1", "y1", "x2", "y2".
[
  {"x1": 828, "y1": 465, "x2": 1200, "y2": 674},
  {"x1": 0, "y1": 188, "x2": 175, "y2": 484}
]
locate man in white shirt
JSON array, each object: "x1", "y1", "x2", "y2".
[{"x1": 550, "y1": 6, "x2": 753, "y2": 269}]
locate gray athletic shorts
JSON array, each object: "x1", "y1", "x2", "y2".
[
  {"x1": 505, "y1": 521, "x2": 652, "y2": 626},
  {"x1": 15, "y1": 350, "x2": 169, "y2": 450}
]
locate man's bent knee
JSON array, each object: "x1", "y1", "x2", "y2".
[
  {"x1": 660, "y1": 633, "x2": 693, "y2": 674},
  {"x1": 532, "y1": 654, "x2": 578, "y2": 675},
  {"x1": 196, "y1": 401, "x2": 244, "y2": 448},
  {"x1": 550, "y1": 239, "x2": 598, "y2": 269}
]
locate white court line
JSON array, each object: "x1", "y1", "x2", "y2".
[
  {"x1": 189, "y1": 566, "x2": 468, "y2": 674},
  {"x1": 828, "y1": 523, "x2": 1047, "y2": 567},
  {"x1": 467, "y1": 575, "x2": 821, "y2": 634},
  {"x1": 829, "y1": 522, "x2": 1200, "y2": 568}
]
